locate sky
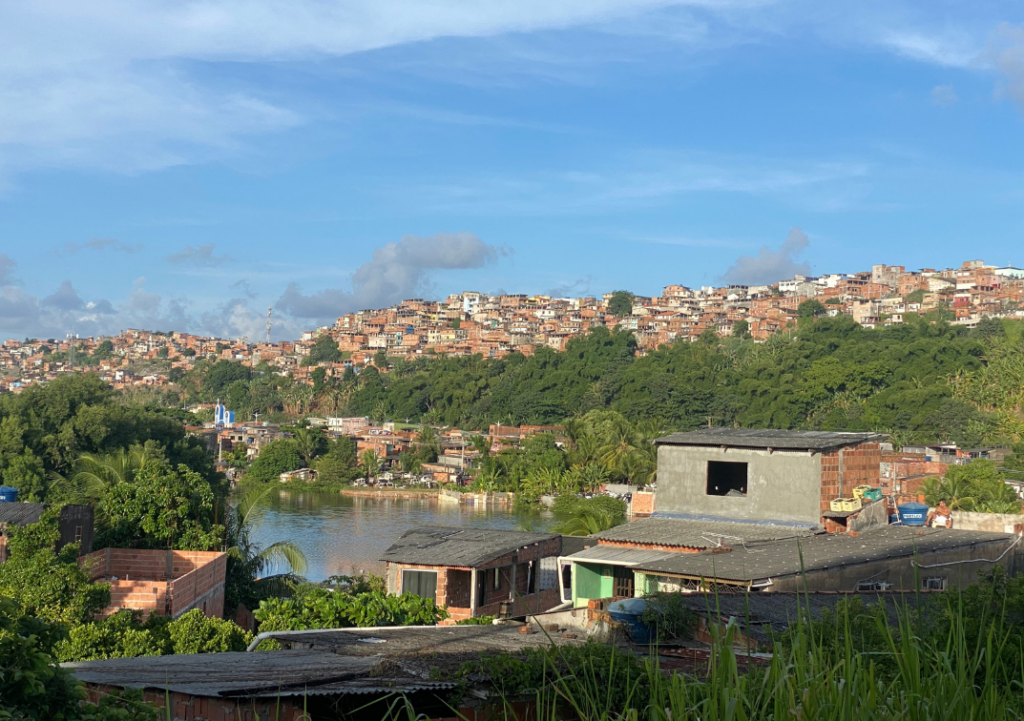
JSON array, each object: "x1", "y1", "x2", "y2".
[{"x1": 1, "y1": 0, "x2": 1023, "y2": 341}]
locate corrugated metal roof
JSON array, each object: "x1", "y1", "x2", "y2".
[
  {"x1": 0, "y1": 502, "x2": 47, "y2": 526},
  {"x1": 592, "y1": 518, "x2": 815, "y2": 549},
  {"x1": 380, "y1": 527, "x2": 561, "y2": 567},
  {"x1": 563, "y1": 545, "x2": 676, "y2": 566},
  {"x1": 635, "y1": 526, "x2": 1017, "y2": 582},
  {"x1": 654, "y1": 428, "x2": 887, "y2": 451}
]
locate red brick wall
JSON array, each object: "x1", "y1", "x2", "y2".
[
  {"x1": 169, "y1": 553, "x2": 227, "y2": 618},
  {"x1": 0, "y1": 534, "x2": 7, "y2": 564},
  {"x1": 631, "y1": 491, "x2": 655, "y2": 517},
  {"x1": 819, "y1": 442, "x2": 882, "y2": 518}
]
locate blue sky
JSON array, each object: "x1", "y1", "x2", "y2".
[{"x1": 1, "y1": 0, "x2": 1023, "y2": 340}]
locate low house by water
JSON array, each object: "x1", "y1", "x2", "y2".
[{"x1": 380, "y1": 528, "x2": 584, "y2": 621}]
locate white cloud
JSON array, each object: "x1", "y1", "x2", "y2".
[
  {"x1": 0, "y1": 254, "x2": 16, "y2": 284},
  {"x1": 62, "y1": 237, "x2": 142, "y2": 254},
  {"x1": 720, "y1": 226, "x2": 811, "y2": 285},
  {"x1": 277, "y1": 232, "x2": 507, "y2": 318}
]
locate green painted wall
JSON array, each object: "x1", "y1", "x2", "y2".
[{"x1": 572, "y1": 562, "x2": 614, "y2": 606}]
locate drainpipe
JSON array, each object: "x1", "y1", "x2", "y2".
[
  {"x1": 470, "y1": 567, "x2": 478, "y2": 617},
  {"x1": 839, "y1": 448, "x2": 846, "y2": 498}
]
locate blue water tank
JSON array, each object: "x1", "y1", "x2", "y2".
[
  {"x1": 0, "y1": 486, "x2": 19, "y2": 502},
  {"x1": 608, "y1": 598, "x2": 654, "y2": 644},
  {"x1": 897, "y1": 502, "x2": 929, "y2": 526}
]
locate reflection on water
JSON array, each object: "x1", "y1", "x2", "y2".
[{"x1": 248, "y1": 491, "x2": 554, "y2": 582}]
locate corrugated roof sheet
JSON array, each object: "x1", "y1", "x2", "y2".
[
  {"x1": 563, "y1": 545, "x2": 676, "y2": 566},
  {"x1": 654, "y1": 428, "x2": 887, "y2": 450},
  {"x1": 380, "y1": 527, "x2": 561, "y2": 567},
  {"x1": 592, "y1": 517, "x2": 815, "y2": 549},
  {"x1": 635, "y1": 526, "x2": 1017, "y2": 582},
  {"x1": 0, "y1": 502, "x2": 46, "y2": 527}
]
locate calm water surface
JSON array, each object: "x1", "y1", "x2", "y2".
[{"x1": 248, "y1": 490, "x2": 554, "y2": 582}]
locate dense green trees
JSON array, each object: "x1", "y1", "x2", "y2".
[
  {"x1": 607, "y1": 291, "x2": 635, "y2": 317},
  {"x1": 921, "y1": 461, "x2": 1022, "y2": 513}
]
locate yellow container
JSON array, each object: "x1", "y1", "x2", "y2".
[
  {"x1": 840, "y1": 498, "x2": 862, "y2": 512},
  {"x1": 852, "y1": 485, "x2": 872, "y2": 499},
  {"x1": 829, "y1": 498, "x2": 846, "y2": 512}
]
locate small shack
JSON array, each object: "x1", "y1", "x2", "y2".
[
  {"x1": 0, "y1": 503, "x2": 93, "y2": 563},
  {"x1": 380, "y1": 527, "x2": 568, "y2": 621}
]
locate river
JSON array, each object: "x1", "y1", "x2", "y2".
[{"x1": 247, "y1": 490, "x2": 556, "y2": 582}]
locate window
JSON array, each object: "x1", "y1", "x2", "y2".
[
  {"x1": 402, "y1": 570, "x2": 438, "y2": 602},
  {"x1": 706, "y1": 461, "x2": 748, "y2": 497},
  {"x1": 923, "y1": 577, "x2": 947, "y2": 591},
  {"x1": 856, "y1": 581, "x2": 891, "y2": 592},
  {"x1": 612, "y1": 566, "x2": 634, "y2": 598},
  {"x1": 74, "y1": 526, "x2": 83, "y2": 543}
]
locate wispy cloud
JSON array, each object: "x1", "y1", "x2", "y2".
[
  {"x1": 62, "y1": 237, "x2": 143, "y2": 254},
  {"x1": 165, "y1": 243, "x2": 232, "y2": 267},
  {"x1": 0, "y1": 254, "x2": 17, "y2": 285}
]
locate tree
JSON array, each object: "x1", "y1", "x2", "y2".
[
  {"x1": 242, "y1": 439, "x2": 303, "y2": 483},
  {"x1": 0, "y1": 598, "x2": 158, "y2": 720},
  {"x1": 922, "y1": 461, "x2": 1021, "y2": 513},
  {"x1": 224, "y1": 486, "x2": 307, "y2": 612},
  {"x1": 607, "y1": 290, "x2": 635, "y2": 317},
  {"x1": 293, "y1": 427, "x2": 327, "y2": 466},
  {"x1": 905, "y1": 289, "x2": 925, "y2": 304},
  {"x1": 305, "y1": 334, "x2": 342, "y2": 366},
  {"x1": 732, "y1": 320, "x2": 750, "y2": 338},
  {"x1": 201, "y1": 360, "x2": 250, "y2": 399},
  {"x1": 798, "y1": 299, "x2": 827, "y2": 318},
  {"x1": 361, "y1": 449, "x2": 382, "y2": 482},
  {"x1": 100, "y1": 461, "x2": 223, "y2": 551},
  {"x1": 551, "y1": 496, "x2": 626, "y2": 536},
  {"x1": 313, "y1": 436, "x2": 360, "y2": 485},
  {"x1": 0, "y1": 507, "x2": 110, "y2": 626}
]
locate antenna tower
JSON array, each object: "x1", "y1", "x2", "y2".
[{"x1": 266, "y1": 307, "x2": 272, "y2": 344}]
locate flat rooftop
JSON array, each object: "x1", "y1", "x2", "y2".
[
  {"x1": 634, "y1": 526, "x2": 1017, "y2": 584},
  {"x1": 654, "y1": 428, "x2": 887, "y2": 451},
  {"x1": 380, "y1": 527, "x2": 561, "y2": 567}
]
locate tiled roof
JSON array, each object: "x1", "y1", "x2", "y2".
[{"x1": 0, "y1": 502, "x2": 47, "y2": 527}]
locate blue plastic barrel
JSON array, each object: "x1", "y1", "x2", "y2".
[
  {"x1": 0, "y1": 486, "x2": 19, "y2": 502},
  {"x1": 608, "y1": 598, "x2": 654, "y2": 644},
  {"x1": 897, "y1": 502, "x2": 929, "y2": 526}
]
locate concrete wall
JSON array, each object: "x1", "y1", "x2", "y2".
[
  {"x1": 951, "y1": 511, "x2": 1024, "y2": 534},
  {"x1": 655, "y1": 445, "x2": 822, "y2": 524}
]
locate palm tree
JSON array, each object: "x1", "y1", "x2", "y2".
[
  {"x1": 224, "y1": 485, "x2": 308, "y2": 611},
  {"x1": 551, "y1": 501, "x2": 624, "y2": 536},
  {"x1": 598, "y1": 419, "x2": 639, "y2": 476},
  {"x1": 293, "y1": 427, "x2": 324, "y2": 466},
  {"x1": 50, "y1": 447, "x2": 154, "y2": 524},
  {"x1": 361, "y1": 450, "x2": 382, "y2": 483}
]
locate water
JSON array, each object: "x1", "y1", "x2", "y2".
[{"x1": 247, "y1": 490, "x2": 555, "y2": 582}]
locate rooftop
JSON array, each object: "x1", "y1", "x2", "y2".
[
  {"x1": 0, "y1": 502, "x2": 46, "y2": 527},
  {"x1": 591, "y1": 517, "x2": 816, "y2": 550},
  {"x1": 380, "y1": 527, "x2": 561, "y2": 567},
  {"x1": 654, "y1": 428, "x2": 888, "y2": 451},
  {"x1": 634, "y1": 526, "x2": 1017, "y2": 584}
]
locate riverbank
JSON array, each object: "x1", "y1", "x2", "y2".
[{"x1": 340, "y1": 488, "x2": 439, "y2": 499}]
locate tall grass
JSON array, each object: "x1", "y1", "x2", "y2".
[{"x1": 520, "y1": 595, "x2": 1024, "y2": 721}]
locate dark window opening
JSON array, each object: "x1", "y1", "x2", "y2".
[
  {"x1": 402, "y1": 570, "x2": 438, "y2": 603},
  {"x1": 706, "y1": 461, "x2": 748, "y2": 496}
]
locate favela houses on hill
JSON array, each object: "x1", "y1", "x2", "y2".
[{"x1": 3, "y1": 255, "x2": 1024, "y2": 719}]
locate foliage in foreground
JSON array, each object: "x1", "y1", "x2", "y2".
[
  {"x1": 0, "y1": 597, "x2": 157, "y2": 721},
  {"x1": 444, "y1": 586, "x2": 1024, "y2": 721},
  {"x1": 55, "y1": 608, "x2": 254, "y2": 663},
  {"x1": 252, "y1": 582, "x2": 448, "y2": 648},
  {"x1": 550, "y1": 494, "x2": 627, "y2": 536}
]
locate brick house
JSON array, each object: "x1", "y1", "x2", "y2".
[
  {"x1": 80, "y1": 548, "x2": 227, "y2": 619},
  {"x1": 381, "y1": 528, "x2": 569, "y2": 622}
]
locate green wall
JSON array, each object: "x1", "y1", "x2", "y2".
[{"x1": 572, "y1": 562, "x2": 614, "y2": 607}]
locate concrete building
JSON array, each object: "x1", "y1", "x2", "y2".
[
  {"x1": 380, "y1": 528, "x2": 572, "y2": 622},
  {"x1": 652, "y1": 428, "x2": 886, "y2": 527}
]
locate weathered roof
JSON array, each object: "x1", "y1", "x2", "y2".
[
  {"x1": 654, "y1": 428, "x2": 887, "y2": 451},
  {"x1": 564, "y1": 545, "x2": 677, "y2": 566},
  {"x1": 0, "y1": 502, "x2": 46, "y2": 527},
  {"x1": 68, "y1": 624, "x2": 579, "y2": 699},
  {"x1": 635, "y1": 526, "x2": 1017, "y2": 583},
  {"x1": 380, "y1": 527, "x2": 560, "y2": 567},
  {"x1": 591, "y1": 517, "x2": 816, "y2": 550},
  {"x1": 64, "y1": 650, "x2": 442, "y2": 699}
]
